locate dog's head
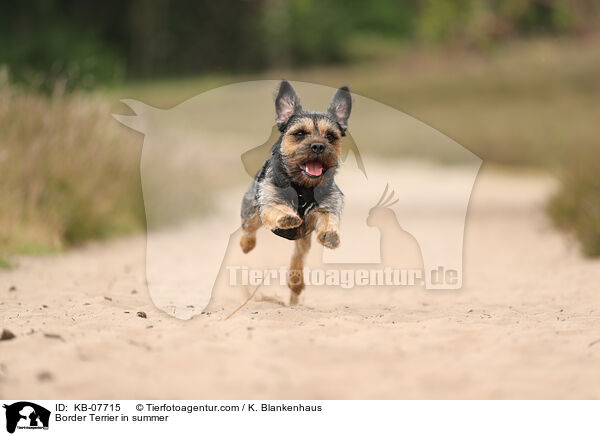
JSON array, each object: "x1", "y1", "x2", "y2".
[{"x1": 274, "y1": 80, "x2": 351, "y2": 187}]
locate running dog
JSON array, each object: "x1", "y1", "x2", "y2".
[{"x1": 240, "y1": 80, "x2": 352, "y2": 305}]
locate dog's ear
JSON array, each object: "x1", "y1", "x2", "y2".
[
  {"x1": 327, "y1": 85, "x2": 352, "y2": 132},
  {"x1": 275, "y1": 80, "x2": 301, "y2": 130}
]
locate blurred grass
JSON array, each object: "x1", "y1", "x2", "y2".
[
  {"x1": 2, "y1": 35, "x2": 599, "y2": 259},
  {"x1": 109, "y1": 36, "x2": 600, "y2": 167},
  {"x1": 547, "y1": 148, "x2": 600, "y2": 257},
  {"x1": 108, "y1": 35, "x2": 600, "y2": 257},
  {"x1": 0, "y1": 71, "x2": 145, "y2": 260}
]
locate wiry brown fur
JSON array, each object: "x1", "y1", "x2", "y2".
[
  {"x1": 240, "y1": 81, "x2": 352, "y2": 305},
  {"x1": 281, "y1": 117, "x2": 343, "y2": 188}
]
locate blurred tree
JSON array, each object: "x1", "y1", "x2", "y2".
[
  {"x1": 0, "y1": 0, "x2": 126, "y2": 90},
  {"x1": 0, "y1": 0, "x2": 598, "y2": 87},
  {"x1": 416, "y1": 0, "x2": 600, "y2": 47}
]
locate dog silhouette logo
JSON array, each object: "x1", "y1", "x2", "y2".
[
  {"x1": 2, "y1": 402, "x2": 50, "y2": 434},
  {"x1": 114, "y1": 80, "x2": 481, "y2": 317}
]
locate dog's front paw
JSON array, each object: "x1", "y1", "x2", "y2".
[
  {"x1": 277, "y1": 214, "x2": 302, "y2": 229},
  {"x1": 318, "y1": 230, "x2": 340, "y2": 249}
]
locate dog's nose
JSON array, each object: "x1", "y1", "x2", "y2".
[{"x1": 310, "y1": 142, "x2": 325, "y2": 154}]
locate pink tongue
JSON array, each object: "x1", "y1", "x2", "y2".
[{"x1": 306, "y1": 161, "x2": 323, "y2": 176}]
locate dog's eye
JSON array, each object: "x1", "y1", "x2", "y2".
[
  {"x1": 293, "y1": 130, "x2": 307, "y2": 138},
  {"x1": 326, "y1": 133, "x2": 337, "y2": 142}
]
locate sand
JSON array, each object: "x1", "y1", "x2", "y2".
[{"x1": 1, "y1": 163, "x2": 600, "y2": 399}]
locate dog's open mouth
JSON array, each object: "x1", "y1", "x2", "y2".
[{"x1": 300, "y1": 161, "x2": 324, "y2": 177}]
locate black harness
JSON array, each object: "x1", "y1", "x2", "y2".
[{"x1": 271, "y1": 182, "x2": 318, "y2": 240}]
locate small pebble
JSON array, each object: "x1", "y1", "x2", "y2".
[
  {"x1": 1, "y1": 329, "x2": 16, "y2": 341},
  {"x1": 137, "y1": 311, "x2": 147, "y2": 319},
  {"x1": 37, "y1": 371, "x2": 53, "y2": 382}
]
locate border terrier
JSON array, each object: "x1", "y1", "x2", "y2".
[{"x1": 240, "y1": 80, "x2": 352, "y2": 305}]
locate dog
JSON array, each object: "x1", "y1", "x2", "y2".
[{"x1": 240, "y1": 80, "x2": 352, "y2": 305}]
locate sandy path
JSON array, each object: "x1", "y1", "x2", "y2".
[{"x1": 1, "y1": 164, "x2": 600, "y2": 399}]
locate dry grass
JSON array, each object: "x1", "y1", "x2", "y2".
[
  {"x1": 109, "y1": 36, "x2": 600, "y2": 258},
  {"x1": 110, "y1": 36, "x2": 600, "y2": 167},
  {"x1": 108, "y1": 36, "x2": 600, "y2": 258},
  {"x1": 0, "y1": 73, "x2": 144, "y2": 262},
  {"x1": 548, "y1": 147, "x2": 600, "y2": 257},
  {"x1": 2, "y1": 36, "x2": 599, "y2": 261}
]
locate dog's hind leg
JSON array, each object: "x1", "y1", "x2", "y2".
[
  {"x1": 240, "y1": 210, "x2": 261, "y2": 253},
  {"x1": 288, "y1": 234, "x2": 311, "y2": 305}
]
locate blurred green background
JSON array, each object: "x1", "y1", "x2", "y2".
[
  {"x1": 3, "y1": 0, "x2": 598, "y2": 86},
  {"x1": 1, "y1": 0, "x2": 599, "y2": 264}
]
